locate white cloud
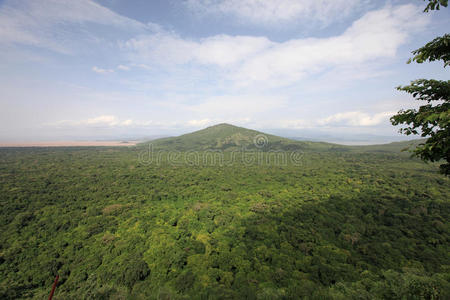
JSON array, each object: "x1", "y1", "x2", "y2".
[
  {"x1": 194, "y1": 35, "x2": 272, "y2": 66},
  {"x1": 186, "y1": 0, "x2": 366, "y2": 26},
  {"x1": 0, "y1": 0, "x2": 147, "y2": 53},
  {"x1": 52, "y1": 115, "x2": 136, "y2": 128},
  {"x1": 318, "y1": 111, "x2": 395, "y2": 127},
  {"x1": 85, "y1": 115, "x2": 118, "y2": 126},
  {"x1": 50, "y1": 115, "x2": 250, "y2": 131},
  {"x1": 188, "y1": 94, "x2": 286, "y2": 117},
  {"x1": 187, "y1": 119, "x2": 213, "y2": 127},
  {"x1": 274, "y1": 111, "x2": 395, "y2": 129},
  {"x1": 92, "y1": 66, "x2": 114, "y2": 74},
  {"x1": 117, "y1": 65, "x2": 131, "y2": 71},
  {"x1": 1, "y1": 0, "x2": 429, "y2": 90},
  {"x1": 121, "y1": 119, "x2": 133, "y2": 126},
  {"x1": 124, "y1": 4, "x2": 428, "y2": 87},
  {"x1": 232, "y1": 4, "x2": 428, "y2": 86},
  {"x1": 124, "y1": 33, "x2": 271, "y2": 67},
  {"x1": 278, "y1": 119, "x2": 313, "y2": 129}
]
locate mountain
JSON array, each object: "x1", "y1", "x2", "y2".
[
  {"x1": 348, "y1": 139, "x2": 425, "y2": 153},
  {"x1": 139, "y1": 123, "x2": 423, "y2": 154},
  {"x1": 140, "y1": 123, "x2": 344, "y2": 152}
]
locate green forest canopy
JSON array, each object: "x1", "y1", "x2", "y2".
[{"x1": 0, "y1": 141, "x2": 449, "y2": 299}]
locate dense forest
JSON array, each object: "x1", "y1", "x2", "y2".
[{"x1": 1, "y1": 127, "x2": 449, "y2": 299}]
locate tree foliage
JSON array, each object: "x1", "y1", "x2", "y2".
[
  {"x1": 392, "y1": 80, "x2": 450, "y2": 174},
  {"x1": 391, "y1": 3, "x2": 449, "y2": 175},
  {"x1": 423, "y1": 0, "x2": 448, "y2": 12},
  {"x1": 0, "y1": 147, "x2": 449, "y2": 299},
  {"x1": 408, "y1": 34, "x2": 450, "y2": 66}
]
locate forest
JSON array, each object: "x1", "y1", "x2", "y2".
[{"x1": 0, "y1": 127, "x2": 449, "y2": 299}]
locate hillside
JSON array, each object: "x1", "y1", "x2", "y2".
[
  {"x1": 349, "y1": 139, "x2": 425, "y2": 153},
  {"x1": 140, "y1": 123, "x2": 346, "y2": 152},
  {"x1": 140, "y1": 123, "x2": 424, "y2": 155}
]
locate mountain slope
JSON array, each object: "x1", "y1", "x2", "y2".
[
  {"x1": 139, "y1": 123, "x2": 424, "y2": 154},
  {"x1": 140, "y1": 123, "x2": 344, "y2": 152},
  {"x1": 349, "y1": 139, "x2": 425, "y2": 153}
]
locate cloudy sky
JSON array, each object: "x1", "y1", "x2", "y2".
[{"x1": 0, "y1": 0, "x2": 449, "y2": 142}]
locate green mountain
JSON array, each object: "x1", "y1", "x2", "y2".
[
  {"x1": 139, "y1": 123, "x2": 424, "y2": 155},
  {"x1": 140, "y1": 123, "x2": 344, "y2": 151},
  {"x1": 349, "y1": 139, "x2": 425, "y2": 153}
]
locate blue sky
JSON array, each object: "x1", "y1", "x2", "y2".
[{"x1": 0, "y1": 0, "x2": 449, "y2": 142}]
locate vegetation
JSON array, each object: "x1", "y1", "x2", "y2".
[
  {"x1": 423, "y1": 0, "x2": 448, "y2": 12},
  {"x1": 0, "y1": 126, "x2": 449, "y2": 299},
  {"x1": 391, "y1": 1, "x2": 450, "y2": 175},
  {"x1": 141, "y1": 124, "x2": 346, "y2": 152}
]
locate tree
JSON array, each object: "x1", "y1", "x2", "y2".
[
  {"x1": 390, "y1": 1, "x2": 449, "y2": 175},
  {"x1": 423, "y1": 0, "x2": 448, "y2": 12}
]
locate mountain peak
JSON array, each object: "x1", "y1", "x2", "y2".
[
  {"x1": 203, "y1": 123, "x2": 240, "y2": 130},
  {"x1": 184, "y1": 123, "x2": 257, "y2": 139},
  {"x1": 210, "y1": 123, "x2": 234, "y2": 127},
  {"x1": 143, "y1": 123, "x2": 337, "y2": 152}
]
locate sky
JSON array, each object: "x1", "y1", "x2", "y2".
[{"x1": 0, "y1": 0, "x2": 449, "y2": 143}]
